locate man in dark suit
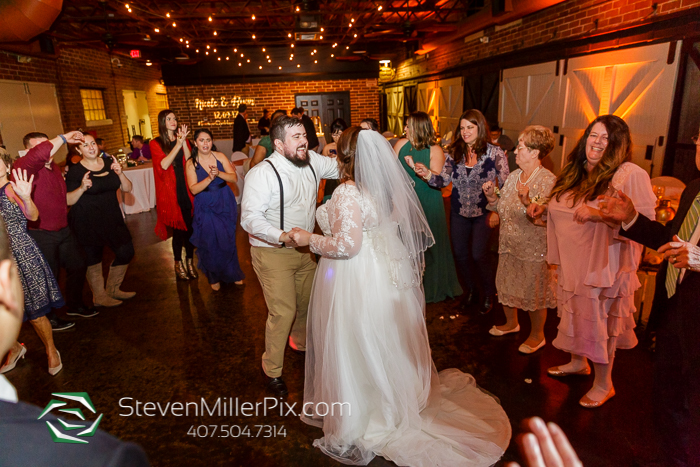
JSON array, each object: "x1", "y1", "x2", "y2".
[
  {"x1": 292, "y1": 107, "x2": 319, "y2": 152},
  {"x1": 232, "y1": 103, "x2": 251, "y2": 153},
  {"x1": 599, "y1": 135, "x2": 700, "y2": 466},
  {"x1": 0, "y1": 218, "x2": 150, "y2": 467}
]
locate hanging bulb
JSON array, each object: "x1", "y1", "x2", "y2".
[
  {"x1": 252, "y1": 14, "x2": 256, "y2": 20},
  {"x1": 180, "y1": 38, "x2": 183, "y2": 42},
  {"x1": 208, "y1": 16, "x2": 212, "y2": 21},
  {"x1": 314, "y1": 60, "x2": 317, "y2": 63},
  {"x1": 378, "y1": 5, "x2": 383, "y2": 11},
  {"x1": 166, "y1": 12, "x2": 170, "y2": 18},
  {"x1": 125, "y1": 3, "x2": 130, "y2": 8},
  {"x1": 207, "y1": 45, "x2": 210, "y2": 49},
  {"x1": 291, "y1": 44, "x2": 294, "y2": 48},
  {"x1": 268, "y1": 59, "x2": 271, "y2": 62},
  {"x1": 353, "y1": 33, "x2": 357, "y2": 37},
  {"x1": 239, "y1": 63, "x2": 242, "y2": 66},
  {"x1": 172, "y1": 22, "x2": 177, "y2": 27},
  {"x1": 320, "y1": 35, "x2": 323, "y2": 39},
  {"x1": 226, "y1": 56, "x2": 229, "y2": 60},
  {"x1": 247, "y1": 59, "x2": 250, "y2": 62},
  {"x1": 320, "y1": 27, "x2": 324, "y2": 32},
  {"x1": 252, "y1": 34, "x2": 256, "y2": 39},
  {"x1": 297, "y1": 64, "x2": 300, "y2": 68},
  {"x1": 240, "y1": 53, "x2": 244, "y2": 57},
  {"x1": 214, "y1": 31, "x2": 217, "y2": 36},
  {"x1": 259, "y1": 65, "x2": 263, "y2": 69},
  {"x1": 213, "y1": 48, "x2": 217, "y2": 52},
  {"x1": 154, "y1": 28, "x2": 160, "y2": 33},
  {"x1": 288, "y1": 33, "x2": 292, "y2": 38},
  {"x1": 279, "y1": 66, "x2": 282, "y2": 69},
  {"x1": 234, "y1": 48, "x2": 237, "y2": 52},
  {"x1": 217, "y1": 57, "x2": 221, "y2": 61},
  {"x1": 262, "y1": 47, "x2": 266, "y2": 52}
]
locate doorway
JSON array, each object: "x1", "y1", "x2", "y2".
[
  {"x1": 295, "y1": 92, "x2": 351, "y2": 144},
  {"x1": 122, "y1": 90, "x2": 153, "y2": 141}
]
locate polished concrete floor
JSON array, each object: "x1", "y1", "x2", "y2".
[{"x1": 7, "y1": 210, "x2": 665, "y2": 466}]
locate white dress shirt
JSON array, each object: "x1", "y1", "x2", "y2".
[
  {"x1": 241, "y1": 150, "x2": 340, "y2": 247},
  {"x1": 0, "y1": 374, "x2": 18, "y2": 403}
]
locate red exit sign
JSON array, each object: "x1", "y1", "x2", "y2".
[{"x1": 130, "y1": 50, "x2": 141, "y2": 58}]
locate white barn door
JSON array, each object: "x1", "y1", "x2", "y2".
[
  {"x1": 500, "y1": 61, "x2": 563, "y2": 172},
  {"x1": 560, "y1": 42, "x2": 681, "y2": 177},
  {"x1": 436, "y1": 77, "x2": 463, "y2": 140},
  {"x1": 417, "y1": 81, "x2": 438, "y2": 130},
  {"x1": 385, "y1": 86, "x2": 404, "y2": 137}
]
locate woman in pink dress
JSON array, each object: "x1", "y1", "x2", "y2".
[{"x1": 531, "y1": 115, "x2": 656, "y2": 408}]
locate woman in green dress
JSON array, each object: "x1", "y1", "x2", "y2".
[{"x1": 394, "y1": 111, "x2": 462, "y2": 303}]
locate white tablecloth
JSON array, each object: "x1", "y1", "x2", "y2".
[{"x1": 118, "y1": 163, "x2": 156, "y2": 215}]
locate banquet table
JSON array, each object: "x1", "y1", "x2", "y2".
[{"x1": 118, "y1": 162, "x2": 156, "y2": 215}]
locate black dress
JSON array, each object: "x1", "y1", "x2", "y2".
[{"x1": 65, "y1": 160, "x2": 132, "y2": 252}]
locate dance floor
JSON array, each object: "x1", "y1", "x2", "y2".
[{"x1": 9, "y1": 210, "x2": 663, "y2": 466}]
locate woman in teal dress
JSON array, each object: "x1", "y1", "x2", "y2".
[{"x1": 394, "y1": 111, "x2": 462, "y2": 303}]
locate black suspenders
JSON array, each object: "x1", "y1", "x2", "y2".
[{"x1": 265, "y1": 160, "x2": 317, "y2": 241}]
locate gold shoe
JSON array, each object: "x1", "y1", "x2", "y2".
[
  {"x1": 175, "y1": 261, "x2": 189, "y2": 281},
  {"x1": 186, "y1": 258, "x2": 198, "y2": 279},
  {"x1": 579, "y1": 387, "x2": 615, "y2": 408},
  {"x1": 547, "y1": 365, "x2": 591, "y2": 377}
]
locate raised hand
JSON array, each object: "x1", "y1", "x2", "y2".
[
  {"x1": 506, "y1": 417, "x2": 582, "y2": 467},
  {"x1": 517, "y1": 185, "x2": 531, "y2": 207},
  {"x1": 110, "y1": 155, "x2": 122, "y2": 175},
  {"x1": 598, "y1": 189, "x2": 636, "y2": 224},
  {"x1": 81, "y1": 171, "x2": 92, "y2": 191},
  {"x1": 9, "y1": 168, "x2": 34, "y2": 200},
  {"x1": 177, "y1": 125, "x2": 190, "y2": 144},
  {"x1": 413, "y1": 162, "x2": 430, "y2": 180},
  {"x1": 63, "y1": 131, "x2": 85, "y2": 144}
]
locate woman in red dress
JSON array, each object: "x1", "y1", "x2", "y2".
[{"x1": 149, "y1": 110, "x2": 196, "y2": 280}]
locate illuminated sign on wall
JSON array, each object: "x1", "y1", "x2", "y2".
[
  {"x1": 192, "y1": 96, "x2": 255, "y2": 126},
  {"x1": 130, "y1": 50, "x2": 141, "y2": 58}
]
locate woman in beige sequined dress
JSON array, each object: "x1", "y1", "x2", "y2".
[{"x1": 483, "y1": 125, "x2": 557, "y2": 354}]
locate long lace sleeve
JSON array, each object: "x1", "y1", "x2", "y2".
[
  {"x1": 309, "y1": 187, "x2": 363, "y2": 259},
  {"x1": 427, "y1": 155, "x2": 454, "y2": 189}
]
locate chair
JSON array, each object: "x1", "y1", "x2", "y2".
[{"x1": 230, "y1": 151, "x2": 248, "y2": 162}]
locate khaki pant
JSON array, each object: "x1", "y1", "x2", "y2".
[{"x1": 251, "y1": 246, "x2": 317, "y2": 378}]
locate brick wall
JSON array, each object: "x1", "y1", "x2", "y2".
[
  {"x1": 165, "y1": 79, "x2": 382, "y2": 141},
  {"x1": 395, "y1": 0, "x2": 700, "y2": 81},
  {"x1": 0, "y1": 47, "x2": 165, "y2": 153}
]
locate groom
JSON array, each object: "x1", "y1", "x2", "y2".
[{"x1": 241, "y1": 115, "x2": 339, "y2": 397}]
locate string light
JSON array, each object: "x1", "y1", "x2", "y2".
[
  {"x1": 290, "y1": 57, "x2": 293, "y2": 60},
  {"x1": 320, "y1": 36, "x2": 323, "y2": 39},
  {"x1": 234, "y1": 48, "x2": 237, "y2": 52},
  {"x1": 279, "y1": 66, "x2": 282, "y2": 69},
  {"x1": 252, "y1": 14, "x2": 256, "y2": 20},
  {"x1": 314, "y1": 60, "x2": 317, "y2": 63},
  {"x1": 172, "y1": 22, "x2": 177, "y2": 27},
  {"x1": 288, "y1": 33, "x2": 292, "y2": 38},
  {"x1": 186, "y1": 44, "x2": 189, "y2": 48},
  {"x1": 268, "y1": 59, "x2": 271, "y2": 62},
  {"x1": 154, "y1": 28, "x2": 160, "y2": 32},
  {"x1": 213, "y1": 48, "x2": 217, "y2": 52},
  {"x1": 127, "y1": 8, "x2": 132, "y2": 13},
  {"x1": 262, "y1": 48, "x2": 266, "y2": 52},
  {"x1": 185, "y1": 40, "x2": 189, "y2": 44},
  {"x1": 166, "y1": 13, "x2": 170, "y2": 18},
  {"x1": 252, "y1": 34, "x2": 256, "y2": 39},
  {"x1": 266, "y1": 55, "x2": 270, "y2": 59},
  {"x1": 378, "y1": 5, "x2": 383, "y2": 10},
  {"x1": 239, "y1": 62, "x2": 242, "y2": 66},
  {"x1": 208, "y1": 16, "x2": 212, "y2": 21},
  {"x1": 196, "y1": 49, "x2": 199, "y2": 53},
  {"x1": 146, "y1": 62, "x2": 152, "y2": 66},
  {"x1": 125, "y1": 3, "x2": 130, "y2": 8},
  {"x1": 351, "y1": 18, "x2": 355, "y2": 22},
  {"x1": 206, "y1": 51, "x2": 209, "y2": 55},
  {"x1": 331, "y1": 54, "x2": 334, "y2": 57},
  {"x1": 353, "y1": 33, "x2": 357, "y2": 37},
  {"x1": 217, "y1": 57, "x2": 221, "y2": 61},
  {"x1": 295, "y1": 6, "x2": 300, "y2": 11},
  {"x1": 348, "y1": 23, "x2": 352, "y2": 27},
  {"x1": 320, "y1": 28, "x2": 324, "y2": 32},
  {"x1": 207, "y1": 45, "x2": 210, "y2": 49},
  {"x1": 247, "y1": 59, "x2": 250, "y2": 62},
  {"x1": 346, "y1": 46, "x2": 350, "y2": 49},
  {"x1": 180, "y1": 38, "x2": 183, "y2": 42},
  {"x1": 226, "y1": 56, "x2": 229, "y2": 60},
  {"x1": 240, "y1": 53, "x2": 244, "y2": 57},
  {"x1": 291, "y1": 44, "x2": 294, "y2": 48},
  {"x1": 214, "y1": 31, "x2": 217, "y2": 36},
  {"x1": 297, "y1": 64, "x2": 300, "y2": 67},
  {"x1": 259, "y1": 65, "x2": 263, "y2": 69}
]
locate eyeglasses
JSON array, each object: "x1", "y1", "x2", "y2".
[{"x1": 692, "y1": 135, "x2": 700, "y2": 145}]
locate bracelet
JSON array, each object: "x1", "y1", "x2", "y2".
[
  {"x1": 59, "y1": 134, "x2": 67, "y2": 144},
  {"x1": 423, "y1": 172, "x2": 432, "y2": 182}
]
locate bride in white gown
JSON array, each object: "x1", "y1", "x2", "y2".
[{"x1": 289, "y1": 128, "x2": 511, "y2": 466}]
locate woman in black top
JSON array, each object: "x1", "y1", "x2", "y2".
[{"x1": 66, "y1": 134, "x2": 135, "y2": 307}]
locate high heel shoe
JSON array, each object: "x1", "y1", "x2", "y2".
[
  {"x1": 579, "y1": 387, "x2": 615, "y2": 408},
  {"x1": 0, "y1": 344, "x2": 26, "y2": 374},
  {"x1": 49, "y1": 351, "x2": 63, "y2": 376},
  {"x1": 186, "y1": 258, "x2": 198, "y2": 279},
  {"x1": 175, "y1": 261, "x2": 189, "y2": 281}
]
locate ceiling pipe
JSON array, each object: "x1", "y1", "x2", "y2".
[
  {"x1": 0, "y1": 0, "x2": 63, "y2": 43},
  {"x1": 415, "y1": 0, "x2": 567, "y2": 55}
]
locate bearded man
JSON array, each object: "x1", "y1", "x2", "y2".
[{"x1": 241, "y1": 115, "x2": 339, "y2": 397}]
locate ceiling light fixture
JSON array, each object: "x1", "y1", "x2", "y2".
[
  {"x1": 252, "y1": 34, "x2": 256, "y2": 39},
  {"x1": 217, "y1": 57, "x2": 221, "y2": 61},
  {"x1": 239, "y1": 62, "x2": 242, "y2": 66},
  {"x1": 331, "y1": 54, "x2": 334, "y2": 57},
  {"x1": 226, "y1": 56, "x2": 229, "y2": 60},
  {"x1": 320, "y1": 36, "x2": 323, "y2": 39},
  {"x1": 234, "y1": 48, "x2": 237, "y2": 52},
  {"x1": 166, "y1": 13, "x2": 170, "y2": 18},
  {"x1": 208, "y1": 16, "x2": 212, "y2": 21},
  {"x1": 213, "y1": 48, "x2": 217, "y2": 52},
  {"x1": 214, "y1": 31, "x2": 217, "y2": 35},
  {"x1": 314, "y1": 60, "x2": 317, "y2": 63},
  {"x1": 288, "y1": 33, "x2": 292, "y2": 38},
  {"x1": 146, "y1": 62, "x2": 152, "y2": 66},
  {"x1": 297, "y1": 64, "x2": 300, "y2": 67},
  {"x1": 179, "y1": 38, "x2": 183, "y2": 42},
  {"x1": 154, "y1": 28, "x2": 160, "y2": 32},
  {"x1": 291, "y1": 44, "x2": 294, "y2": 48},
  {"x1": 207, "y1": 45, "x2": 210, "y2": 49},
  {"x1": 262, "y1": 48, "x2": 266, "y2": 52},
  {"x1": 378, "y1": 5, "x2": 383, "y2": 10},
  {"x1": 279, "y1": 66, "x2": 282, "y2": 69},
  {"x1": 172, "y1": 22, "x2": 176, "y2": 27},
  {"x1": 259, "y1": 65, "x2": 263, "y2": 69},
  {"x1": 320, "y1": 28, "x2": 324, "y2": 32},
  {"x1": 240, "y1": 53, "x2": 244, "y2": 57},
  {"x1": 247, "y1": 59, "x2": 250, "y2": 62},
  {"x1": 252, "y1": 14, "x2": 256, "y2": 20},
  {"x1": 295, "y1": 6, "x2": 300, "y2": 12}
]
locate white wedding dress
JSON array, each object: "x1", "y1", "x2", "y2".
[{"x1": 302, "y1": 182, "x2": 511, "y2": 466}]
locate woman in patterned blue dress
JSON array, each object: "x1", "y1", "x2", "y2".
[
  {"x1": 0, "y1": 148, "x2": 64, "y2": 376},
  {"x1": 186, "y1": 129, "x2": 245, "y2": 291}
]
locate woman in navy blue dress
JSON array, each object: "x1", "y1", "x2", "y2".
[
  {"x1": 186, "y1": 129, "x2": 245, "y2": 291},
  {"x1": 0, "y1": 149, "x2": 64, "y2": 376}
]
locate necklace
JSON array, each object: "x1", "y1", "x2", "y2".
[{"x1": 518, "y1": 165, "x2": 541, "y2": 186}]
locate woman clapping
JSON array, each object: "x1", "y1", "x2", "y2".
[
  {"x1": 66, "y1": 135, "x2": 135, "y2": 307},
  {"x1": 186, "y1": 129, "x2": 244, "y2": 290}
]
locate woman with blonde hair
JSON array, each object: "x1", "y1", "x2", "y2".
[
  {"x1": 530, "y1": 115, "x2": 655, "y2": 407},
  {"x1": 483, "y1": 125, "x2": 557, "y2": 354},
  {"x1": 395, "y1": 111, "x2": 462, "y2": 303}
]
